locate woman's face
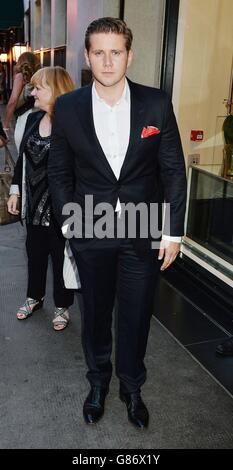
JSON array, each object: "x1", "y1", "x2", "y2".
[{"x1": 31, "y1": 78, "x2": 52, "y2": 112}]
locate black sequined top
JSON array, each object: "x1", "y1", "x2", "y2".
[{"x1": 25, "y1": 124, "x2": 51, "y2": 226}]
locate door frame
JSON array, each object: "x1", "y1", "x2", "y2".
[{"x1": 120, "y1": 0, "x2": 180, "y2": 97}]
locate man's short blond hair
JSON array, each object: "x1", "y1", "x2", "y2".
[{"x1": 85, "y1": 17, "x2": 133, "y2": 52}]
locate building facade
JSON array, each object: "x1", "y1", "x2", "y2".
[
  {"x1": 22, "y1": 0, "x2": 233, "y2": 293},
  {"x1": 27, "y1": 0, "x2": 166, "y2": 89}
]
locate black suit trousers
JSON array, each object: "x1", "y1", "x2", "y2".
[
  {"x1": 26, "y1": 222, "x2": 74, "y2": 307},
  {"x1": 70, "y1": 238, "x2": 160, "y2": 393}
]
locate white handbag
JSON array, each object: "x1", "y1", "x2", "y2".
[{"x1": 63, "y1": 241, "x2": 81, "y2": 289}]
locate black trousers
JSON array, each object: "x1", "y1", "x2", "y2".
[
  {"x1": 71, "y1": 238, "x2": 160, "y2": 394},
  {"x1": 26, "y1": 222, "x2": 74, "y2": 307}
]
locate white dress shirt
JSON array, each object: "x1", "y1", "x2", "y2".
[
  {"x1": 92, "y1": 80, "x2": 181, "y2": 243},
  {"x1": 92, "y1": 80, "x2": 130, "y2": 212}
]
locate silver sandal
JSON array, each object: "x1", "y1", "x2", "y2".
[
  {"x1": 52, "y1": 307, "x2": 70, "y2": 331},
  {"x1": 16, "y1": 298, "x2": 44, "y2": 320}
]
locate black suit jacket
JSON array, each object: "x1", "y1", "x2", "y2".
[
  {"x1": 11, "y1": 110, "x2": 45, "y2": 221},
  {"x1": 12, "y1": 110, "x2": 45, "y2": 190},
  {"x1": 48, "y1": 79, "x2": 187, "y2": 252}
]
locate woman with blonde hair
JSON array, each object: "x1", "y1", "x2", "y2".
[
  {"x1": 3, "y1": 51, "x2": 40, "y2": 150},
  {"x1": 7, "y1": 66, "x2": 75, "y2": 331}
]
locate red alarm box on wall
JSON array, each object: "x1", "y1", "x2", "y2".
[{"x1": 190, "y1": 130, "x2": 204, "y2": 141}]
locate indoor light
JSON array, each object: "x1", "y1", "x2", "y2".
[{"x1": 12, "y1": 43, "x2": 27, "y2": 62}]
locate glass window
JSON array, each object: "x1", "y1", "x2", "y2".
[{"x1": 186, "y1": 167, "x2": 233, "y2": 265}]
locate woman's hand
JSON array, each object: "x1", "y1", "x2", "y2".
[{"x1": 7, "y1": 195, "x2": 20, "y2": 215}]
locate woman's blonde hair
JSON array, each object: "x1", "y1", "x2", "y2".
[
  {"x1": 31, "y1": 66, "x2": 75, "y2": 114},
  {"x1": 15, "y1": 51, "x2": 40, "y2": 83}
]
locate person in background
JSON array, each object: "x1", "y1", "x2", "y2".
[
  {"x1": 0, "y1": 63, "x2": 7, "y2": 104},
  {"x1": 7, "y1": 66, "x2": 75, "y2": 331},
  {"x1": 3, "y1": 52, "x2": 40, "y2": 151}
]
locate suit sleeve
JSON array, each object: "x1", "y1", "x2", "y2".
[
  {"x1": 48, "y1": 98, "x2": 75, "y2": 228},
  {"x1": 11, "y1": 112, "x2": 40, "y2": 189},
  {"x1": 157, "y1": 95, "x2": 187, "y2": 237},
  {"x1": 12, "y1": 152, "x2": 22, "y2": 185}
]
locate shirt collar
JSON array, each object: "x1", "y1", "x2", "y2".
[{"x1": 92, "y1": 79, "x2": 130, "y2": 107}]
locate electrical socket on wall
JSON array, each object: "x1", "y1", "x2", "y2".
[{"x1": 188, "y1": 154, "x2": 200, "y2": 166}]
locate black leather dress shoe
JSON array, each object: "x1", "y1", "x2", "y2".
[
  {"x1": 83, "y1": 386, "x2": 108, "y2": 424},
  {"x1": 120, "y1": 391, "x2": 149, "y2": 428},
  {"x1": 216, "y1": 337, "x2": 233, "y2": 356}
]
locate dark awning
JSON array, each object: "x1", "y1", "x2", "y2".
[{"x1": 0, "y1": 0, "x2": 24, "y2": 30}]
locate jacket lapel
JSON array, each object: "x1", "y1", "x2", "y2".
[
  {"x1": 119, "y1": 79, "x2": 145, "y2": 179},
  {"x1": 19, "y1": 110, "x2": 45, "y2": 155},
  {"x1": 74, "y1": 79, "x2": 145, "y2": 182},
  {"x1": 75, "y1": 85, "x2": 117, "y2": 182}
]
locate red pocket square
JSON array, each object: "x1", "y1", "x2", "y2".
[{"x1": 141, "y1": 126, "x2": 160, "y2": 139}]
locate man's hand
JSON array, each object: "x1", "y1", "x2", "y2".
[
  {"x1": 7, "y1": 195, "x2": 20, "y2": 215},
  {"x1": 158, "y1": 239, "x2": 180, "y2": 271}
]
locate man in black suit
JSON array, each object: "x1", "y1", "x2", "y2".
[{"x1": 48, "y1": 17, "x2": 187, "y2": 428}]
